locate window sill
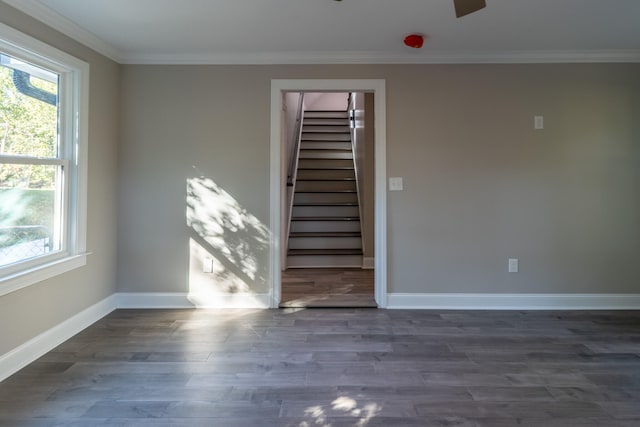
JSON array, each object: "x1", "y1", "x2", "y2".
[{"x1": 0, "y1": 253, "x2": 89, "y2": 297}]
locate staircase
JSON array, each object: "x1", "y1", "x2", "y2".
[{"x1": 287, "y1": 110, "x2": 363, "y2": 268}]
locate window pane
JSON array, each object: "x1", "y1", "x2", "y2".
[
  {"x1": 0, "y1": 53, "x2": 59, "y2": 158},
  {"x1": 0, "y1": 163, "x2": 61, "y2": 267}
]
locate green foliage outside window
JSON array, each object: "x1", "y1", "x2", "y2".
[
  {"x1": 1, "y1": 65, "x2": 58, "y2": 187},
  {"x1": 1, "y1": 62, "x2": 58, "y2": 250}
]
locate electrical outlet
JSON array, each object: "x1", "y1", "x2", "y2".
[
  {"x1": 389, "y1": 177, "x2": 403, "y2": 191},
  {"x1": 534, "y1": 116, "x2": 544, "y2": 130},
  {"x1": 203, "y1": 256, "x2": 213, "y2": 273},
  {"x1": 508, "y1": 258, "x2": 519, "y2": 273}
]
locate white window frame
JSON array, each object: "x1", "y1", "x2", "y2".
[{"x1": 0, "y1": 23, "x2": 89, "y2": 296}]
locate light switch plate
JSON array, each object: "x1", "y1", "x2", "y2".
[
  {"x1": 389, "y1": 177, "x2": 403, "y2": 191},
  {"x1": 508, "y1": 258, "x2": 519, "y2": 273}
]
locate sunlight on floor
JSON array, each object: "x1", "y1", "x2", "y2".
[{"x1": 301, "y1": 396, "x2": 381, "y2": 427}]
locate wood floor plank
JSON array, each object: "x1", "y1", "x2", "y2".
[
  {"x1": 280, "y1": 268, "x2": 376, "y2": 308},
  {"x1": 1, "y1": 308, "x2": 639, "y2": 425}
]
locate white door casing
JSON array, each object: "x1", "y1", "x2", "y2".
[{"x1": 270, "y1": 79, "x2": 387, "y2": 308}]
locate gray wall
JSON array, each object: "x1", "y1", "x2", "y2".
[
  {"x1": 352, "y1": 92, "x2": 375, "y2": 262},
  {"x1": 0, "y1": 4, "x2": 120, "y2": 355},
  {"x1": 363, "y1": 93, "x2": 375, "y2": 260},
  {"x1": 118, "y1": 63, "x2": 640, "y2": 296},
  {"x1": 2, "y1": 0, "x2": 637, "y2": 376}
]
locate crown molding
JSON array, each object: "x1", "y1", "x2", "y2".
[
  {"x1": 2, "y1": 0, "x2": 123, "y2": 62},
  {"x1": 121, "y1": 49, "x2": 640, "y2": 65},
  {"x1": 4, "y1": 1, "x2": 640, "y2": 65}
]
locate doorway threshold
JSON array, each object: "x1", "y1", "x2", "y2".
[{"x1": 280, "y1": 268, "x2": 377, "y2": 308}]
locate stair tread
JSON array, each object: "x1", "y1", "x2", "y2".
[
  {"x1": 298, "y1": 168, "x2": 355, "y2": 171},
  {"x1": 288, "y1": 249, "x2": 363, "y2": 256},
  {"x1": 304, "y1": 111, "x2": 349, "y2": 115},
  {"x1": 294, "y1": 202, "x2": 358, "y2": 206},
  {"x1": 303, "y1": 123, "x2": 349, "y2": 125},
  {"x1": 303, "y1": 121, "x2": 350, "y2": 126},
  {"x1": 289, "y1": 232, "x2": 361, "y2": 237},
  {"x1": 302, "y1": 130, "x2": 350, "y2": 133},
  {"x1": 296, "y1": 178, "x2": 355, "y2": 181},
  {"x1": 296, "y1": 190, "x2": 356, "y2": 194},
  {"x1": 291, "y1": 216, "x2": 360, "y2": 221},
  {"x1": 302, "y1": 132, "x2": 350, "y2": 134},
  {"x1": 300, "y1": 147, "x2": 352, "y2": 151},
  {"x1": 293, "y1": 190, "x2": 357, "y2": 194}
]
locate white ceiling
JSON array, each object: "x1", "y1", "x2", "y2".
[{"x1": 4, "y1": 0, "x2": 640, "y2": 64}]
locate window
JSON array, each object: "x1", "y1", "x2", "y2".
[{"x1": 0, "y1": 24, "x2": 88, "y2": 296}]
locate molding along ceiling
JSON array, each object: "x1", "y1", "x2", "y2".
[{"x1": 4, "y1": 0, "x2": 640, "y2": 64}]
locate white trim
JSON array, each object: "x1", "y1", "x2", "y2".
[
  {"x1": 387, "y1": 293, "x2": 640, "y2": 310},
  {"x1": 115, "y1": 292, "x2": 271, "y2": 309},
  {"x1": 0, "y1": 155, "x2": 65, "y2": 166},
  {"x1": 270, "y1": 79, "x2": 387, "y2": 309},
  {"x1": 122, "y1": 50, "x2": 640, "y2": 65},
  {"x1": 0, "y1": 253, "x2": 87, "y2": 297},
  {"x1": 362, "y1": 257, "x2": 375, "y2": 270},
  {"x1": 269, "y1": 85, "x2": 283, "y2": 309},
  {"x1": 0, "y1": 294, "x2": 116, "y2": 382},
  {"x1": 0, "y1": 23, "x2": 90, "y2": 294},
  {"x1": 2, "y1": 291, "x2": 640, "y2": 382},
  {"x1": 2, "y1": 0, "x2": 123, "y2": 62}
]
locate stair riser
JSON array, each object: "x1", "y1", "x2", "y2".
[
  {"x1": 293, "y1": 206, "x2": 360, "y2": 217},
  {"x1": 302, "y1": 133, "x2": 351, "y2": 142},
  {"x1": 303, "y1": 119, "x2": 350, "y2": 126},
  {"x1": 289, "y1": 237, "x2": 362, "y2": 250},
  {"x1": 300, "y1": 141, "x2": 352, "y2": 151},
  {"x1": 297, "y1": 159, "x2": 354, "y2": 169},
  {"x1": 299, "y1": 150, "x2": 353, "y2": 160},
  {"x1": 304, "y1": 111, "x2": 349, "y2": 119},
  {"x1": 302, "y1": 125, "x2": 350, "y2": 133},
  {"x1": 294, "y1": 192, "x2": 358, "y2": 205},
  {"x1": 286, "y1": 254, "x2": 363, "y2": 268},
  {"x1": 296, "y1": 169, "x2": 355, "y2": 180},
  {"x1": 290, "y1": 220, "x2": 360, "y2": 233},
  {"x1": 295, "y1": 180, "x2": 356, "y2": 192}
]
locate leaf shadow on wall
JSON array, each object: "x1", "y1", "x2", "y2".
[{"x1": 186, "y1": 177, "x2": 269, "y2": 305}]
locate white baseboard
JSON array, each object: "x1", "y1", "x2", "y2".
[
  {"x1": 362, "y1": 257, "x2": 375, "y2": 269},
  {"x1": 0, "y1": 292, "x2": 271, "y2": 381},
  {"x1": 3, "y1": 291, "x2": 639, "y2": 382},
  {"x1": 387, "y1": 293, "x2": 640, "y2": 310},
  {"x1": 115, "y1": 292, "x2": 271, "y2": 309},
  {"x1": 0, "y1": 294, "x2": 117, "y2": 382}
]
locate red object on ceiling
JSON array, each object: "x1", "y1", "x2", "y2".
[{"x1": 403, "y1": 34, "x2": 424, "y2": 49}]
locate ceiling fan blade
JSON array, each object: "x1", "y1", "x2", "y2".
[{"x1": 453, "y1": 0, "x2": 487, "y2": 18}]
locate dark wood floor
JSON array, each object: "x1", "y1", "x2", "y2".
[
  {"x1": 281, "y1": 268, "x2": 376, "y2": 308},
  {"x1": 1, "y1": 308, "x2": 640, "y2": 426}
]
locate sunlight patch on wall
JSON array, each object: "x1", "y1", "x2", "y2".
[{"x1": 186, "y1": 177, "x2": 269, "y2": 307}]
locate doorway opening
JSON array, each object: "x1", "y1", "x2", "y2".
[
  {"x1": 269, "y1": 80, "x2": 387, "y2": 308},
  {"x1": 281, "y1": 92, "x2": 374, "y2": 307}
]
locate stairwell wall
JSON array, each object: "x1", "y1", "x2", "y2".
[
  {"x1": 117, "y1": 63, "x2": 640, "y2": 298},
  {"x1": 363, "y1": 93, "x2": 375, "y2": 263},
  {"x1": 352, "y1": 92, "x2": 375, "y2": 265},
  {"x1": 282, "y1": 92, "x2": 301, "y2": 267}
]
